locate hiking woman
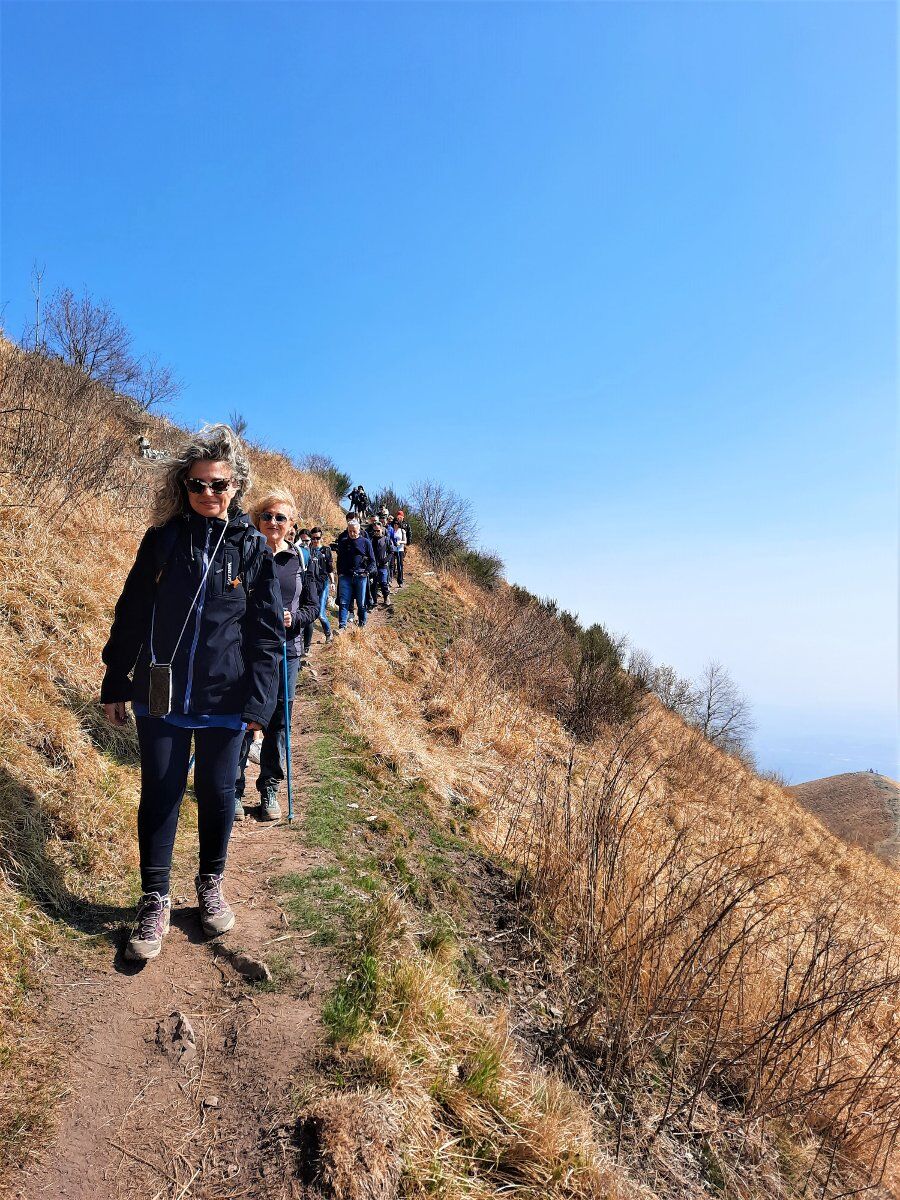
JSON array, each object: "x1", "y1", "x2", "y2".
[
  {"x1": 234, "y1": 489, "x2": 319, "y2": 822},
  {"x1": 389, "y1": 517, "x2": 407, "y2": 587},
  {"x1": 308, "y1": 527, "x2": 334, "y2": 643},
  {"x1": 100, "y1": 424, "x2": 284, "y2": 962}
]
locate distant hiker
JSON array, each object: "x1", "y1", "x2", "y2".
[
  {"x1": 378, "y1": 503, "x2": 391, "y2": 525},
  {"x1": 234, "y1": 490, "x2": 319, "y2": 822},
  {"x1": 100, "y1": 424, "x2": 284, "y2": 963},
  {"x1": 295, "y1": 528, "x2": 318, "y2": 658},
  {"x1": 389, "y1": 517, "x2": 407, "y2": 586},
  {"x1": 335, "y1": 514, "x2": 375, "y2": 631},
  {"x1": 370, "y1": 523, "x2": 394, "y2": 609},
  {"x1": 396, "y1": 510, "x2": 412, "y2": 547},
  {"x1": 347, "y1": 484, "x2": 370, "y2": 518},
  {"x1": 308, "y1": 527, "x2": 335, "y2": 643}
]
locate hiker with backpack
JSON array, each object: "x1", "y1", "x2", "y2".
[
  {"x1": 234, "y1": 489, "x2": 320, "y2": 822},
  {"x1": 335, "y1": 513, "x2": 375, "y2": 631},
  {"x1": 308, "y1": 527, "x2": 334, "y2": 643},
  {"x1": 100, "y1": 424, "x2": 284, "y2": 962},
  {"x1": 370, "y1": 522, "x2": 394, "y2": 609},
  {"x1": 347, "y1": 484, "x2": 370, "y2": 519}
]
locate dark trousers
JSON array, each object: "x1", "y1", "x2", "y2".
[
  {"x1": 136, "y1": 716, "x2": 244, "y2": 895},
  {"x1": 236, "y1": 654, "x2": 299, "y2": 798},
  {"x1": 374, "y1": 566, "x2": 390, "y2": 603},
  {"x1": 394, "y1": 552, "x2": 404, "y2": 585}
]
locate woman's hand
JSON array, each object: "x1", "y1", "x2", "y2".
[
  {"x1": 283, "y1": 609, "x2": 292, "y2": 628},
  {"x1": 103, "y1": 701, "x2": 128, "y2": 726},
  {"x1": 246, "y1": 721, "x2": 263, "y2": 732}
]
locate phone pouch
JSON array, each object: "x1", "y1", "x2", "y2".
[{"x1": 148, "y1": 663, "x2": 173, "y2": 718}]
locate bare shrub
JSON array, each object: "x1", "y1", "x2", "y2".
[
  {"x1": 694, "y1": 659, "x2": 755, "y2": 753},
  {"x1": 40, "y1": 287, "x2": 178, "y2": 409},
  {"x1": 409, "y1": 480, "x2": 475, "y2": 565},
  {"x1": 0, "y1": 347, "x2": 150, "y2": 516},
  {"x1": 650, "y1": 662, "x2": 701, "y2": 721}
]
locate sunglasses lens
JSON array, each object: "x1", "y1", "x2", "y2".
[{"x1": 186, "y1": 477, "x2": 232, "y2": 494}]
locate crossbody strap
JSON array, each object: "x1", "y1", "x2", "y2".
[{"x1": 150, "y1": 519, "x2": 230, "y2": 665}]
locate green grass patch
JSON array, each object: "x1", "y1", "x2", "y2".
[
  {"x1": 390, "y1": 579, "x2": 460, "y2": 650},
  {"x1": 322, "y1": 952, "x2": 381, "y2": 1044}
]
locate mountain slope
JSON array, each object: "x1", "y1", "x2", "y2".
[{"x1": 791, "y1": 772, "x2": 900, "y2": 869}]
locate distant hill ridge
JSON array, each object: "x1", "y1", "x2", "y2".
[{"x1": 790, "y1": 771, "x2": 900, "y2": 869}]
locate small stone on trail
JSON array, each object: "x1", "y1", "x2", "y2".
[
  {"x1": 156, "y1": 1010, "x2": 197, "y2": 1069},
  {"x1": 203, "y1": 1095, "x2": 220, "y2": 1109},
  {"x1": 222, "y1": 949, "x2": 272, "y2": 982},
  {"x1": 347, "y1": 803, "x2": 359, "y2": 809}
]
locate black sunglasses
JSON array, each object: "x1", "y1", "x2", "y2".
[
  {"x1": 260, "y1": 511, "x2": 288, "y2": 524},
  {"x1": 186, "y1": 476, "x2": 234, "y2": 495}
]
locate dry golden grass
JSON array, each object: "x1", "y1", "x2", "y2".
[
  {"x1": 306, "y1": 896, "x2": 652, "y2": 1200},
  {"x1": 329, "y1": 571, "x2": 900, "y2": 1199}
]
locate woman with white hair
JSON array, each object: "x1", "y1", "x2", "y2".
[
  {"x1": 101, "y1": 424, "x2": 284, "y2": 962},
  {"x1": 233, "y1": 488, "x2": 319, "y2": 822}
]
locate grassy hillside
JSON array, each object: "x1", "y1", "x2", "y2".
[
  {"x1": 1, "y1": 334, "x2": 898, "y2": 1198},
  {"x1": 320, "y1": 577, "x2": 900, "y2": 1198},
  {"x1": 791, "y1": 773, "x2": 900, "y2": 869}
]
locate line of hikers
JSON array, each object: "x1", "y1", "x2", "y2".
[{"x1": 100, "y1": 424, "x2": 412, "y2": 962}]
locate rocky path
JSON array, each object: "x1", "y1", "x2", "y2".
[{"x1": 10, "y1": 613, "x2": 366, "y2": 1200}]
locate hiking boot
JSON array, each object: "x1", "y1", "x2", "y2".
[
  {"x1": 324, "y1": 632, "x2": 333, "y2": 644},
  {"x1": 195, "y1": 873, "x2": 235, "y2": 937},
  {"x1": 260, "y1": 786, "x2": 282, "y2": 822},
  {"x1": 125, "y1": 892, "x2": 171, "y2": 962},
  {"x1": 248, "y1": 739, "x2": 262, "y2": 766},
  {"x1": 234, "y1": 796, "x2": 246, "y2": 821}
]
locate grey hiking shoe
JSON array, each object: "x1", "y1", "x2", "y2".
[
  {"x1": 260, "y1": 786, "x2": 282, "y2": 822},
  {"x1": 125, "y1": 892, "x2": 171, "y2": 962},
  {"x1": 234, "y1": 796, "x2": 246, "y2": 821},
  {"x1": 195, "y1": 873, "x2": 235, "y2": 937}
]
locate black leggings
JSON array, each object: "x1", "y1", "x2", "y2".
[{"x1": 136, "y1": 716, "x2": 244, "y2": 894}]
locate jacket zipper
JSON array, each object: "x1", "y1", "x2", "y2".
[{"x1": 183, "y1": 522, "x2": 213, "y2": 713}]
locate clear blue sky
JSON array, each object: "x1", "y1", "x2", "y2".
[{"x1": 2, "y1": 2, "x2": 896, "y2": 781}]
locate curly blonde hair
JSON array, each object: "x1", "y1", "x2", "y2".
[{"x1": 151, "y1": 424, "x2": 252, "y2": 526}]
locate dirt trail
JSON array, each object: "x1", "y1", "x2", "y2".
[{"x1": 11, "y1": 602, "x2": 391, "y2": 1200}]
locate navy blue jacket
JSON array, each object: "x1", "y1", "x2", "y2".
[
  {"x1": 336, "y1": 531, "x2": 376, "y2": 578},
  {"x1": 100, "y1": 511, "x2": 284, "y2": 726}
]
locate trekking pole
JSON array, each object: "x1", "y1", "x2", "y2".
[{"x1": 282, "y1": 642, "x2": 294, "y2": 823}]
